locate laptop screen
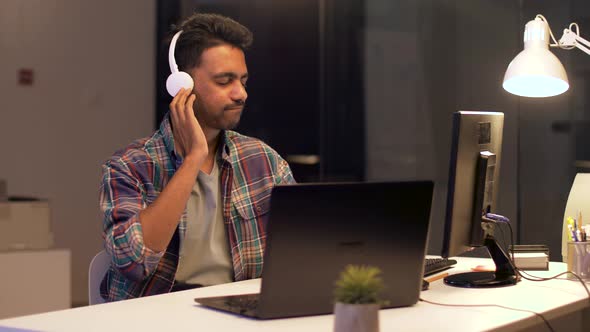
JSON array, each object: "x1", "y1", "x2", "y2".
[{"x1": 255, "y1": 181, "x2": 434, "y2": 318}]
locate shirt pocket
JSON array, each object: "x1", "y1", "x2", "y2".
[
  {"x1": 231, "y1": 179, "x2": 273, "y2": 229},
  {"x1": 232, "y1": 193, "x2": 271, "y2": 223}
]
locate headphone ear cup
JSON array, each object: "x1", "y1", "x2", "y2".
[{"x1": 166, "y1": 71, "x2": 194, "y2": 97}]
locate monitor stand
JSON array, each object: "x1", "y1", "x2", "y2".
[{"x1": 444, "y1": 231, "x2": 519, "y2": 288}]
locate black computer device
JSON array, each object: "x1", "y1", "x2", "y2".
[
  {"x1": 195, "y1": 181, "x2": 433, "y2": 319},
  {"x1": 442, "y1": 111, "x2": 518, "y2": 288}
]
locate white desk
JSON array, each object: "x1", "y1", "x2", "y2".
[{"x1": 0, "y1": 257, "x2": 588, "y2": 332}]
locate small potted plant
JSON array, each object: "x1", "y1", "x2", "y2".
[{"x1": 333, "y1": 265, "x2": 387, "y2": 332}]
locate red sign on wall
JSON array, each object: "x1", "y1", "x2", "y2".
[{"x1": 18, "y1": 69, "x2": 34, "y2": 86}]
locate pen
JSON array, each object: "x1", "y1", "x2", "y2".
[
  {"x1": 425, "y1": 272, "x2": 449, "y2": 283},
  {"x1": 567, "y1": 225, "x2": 578, "y2": 242}
]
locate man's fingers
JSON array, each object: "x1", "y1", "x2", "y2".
[
  {"x1": 176, "y1": 88, "x2": 191, "y2": 122},
  {"x1": 169, "y1": 88, "x2": 201, "y2": 159},
  {"x1": 177, "y1": 88, "x2": 189, "y2": 107},
  {"x1": 169, "y1": 88, "x2": 183, "y2": 110},
  {"x1": 186, "y1": 94, "x2": 197, "y2": 117},
  {"x1": 169, "y1": 89, "x2": 181, "y2": 124}
]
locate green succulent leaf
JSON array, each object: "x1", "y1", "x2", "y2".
[{"x1": 334, "y1": 265, "x2": 386, "y2": 305}]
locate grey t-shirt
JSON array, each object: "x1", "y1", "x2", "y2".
[{"x1": 174, "y1": 157, "x2": 233, "y2": 286}]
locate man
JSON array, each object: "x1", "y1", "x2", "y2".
[{"x1": 99, "y1": 13, "x2": 295, "y2": 302}]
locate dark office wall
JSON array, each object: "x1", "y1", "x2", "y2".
[
  {"x1": 365, "y1": 0, "x2": 590, "y2": 260},
  {"x1": 365, "y1": 0, "x2": 520, "y2": 254},
  {"x1": 157, "y1": 0, "x2": 366, "y2": 183},
  {"x1": 447, "y1": 1, "x2": 520, "y2": 255}
]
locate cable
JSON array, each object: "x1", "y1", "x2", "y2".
[
  {"x1": 423, "y1": 213, "x2": 590, "y2": 332},
  {"x1": 535, "y1": 14, "x2": 578, "y2": 50},
  {"x1": 500, "y1": 218, "x2": 590, "y2": 298},
  {"x1": 495, "y1": 221, "x2": 509, "y2": 252},
  {"x1": 419, "y1": 297, "x2": 555, "y2": 332},
  {"x1": 561, "y1": 22, "x2": 580, "y2": 50},
  {"x1": 535, "y1": 14, "x2": 560, "y2": 47},
  {"x1": 569, "y1": 22, "x2": 580, "y2": 36}
]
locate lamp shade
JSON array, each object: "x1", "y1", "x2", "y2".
[{"x1": 503, "y1": 18, "x2": 569, "y2": 97}]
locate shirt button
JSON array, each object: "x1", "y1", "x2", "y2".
[{"x1": 256, "y1": 206, "x2": 262, "y2": 212}]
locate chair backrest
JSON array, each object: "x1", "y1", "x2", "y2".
[
  {"x1": 88, "y1": 250, "x2": 110, "y2": 305},
  {"x1": 562, "y1": 173, "x2": 590, "y2": 262}
]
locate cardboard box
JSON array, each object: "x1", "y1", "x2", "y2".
[
  {"x1": 0, "y1": 249, "x2": 70, "y2": 318},
  {"x1": 0, "y1": 199, "x2": 54, "y2": 251},
  {"x1": 508, "y1": 244, "x2": 549, "y2": 270}
]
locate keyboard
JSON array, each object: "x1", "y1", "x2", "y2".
[
  {"x1": 195, "y1": 293, "x2": 261, "y2": 317},
  {"x1": 224, "y1": 293, "x2": 260, "y2": 312},
  {"x1": 423, "y1": 258, "x2": 457, "y2": 277}
]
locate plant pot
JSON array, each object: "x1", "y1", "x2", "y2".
[{"x1": 333, "y1": 302, "x2": 380, "y2": 332}]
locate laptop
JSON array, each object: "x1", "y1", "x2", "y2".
[{"x1": 194, "y1": 181, "x2": 433, "y2": 319}]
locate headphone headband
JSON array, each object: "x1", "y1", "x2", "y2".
[
  {"x1": 165, "y1": 29, "x2": 194, "y2": 97},
  {"x1": 168, "y1": 30, "x2": 182, "y2": 74}
]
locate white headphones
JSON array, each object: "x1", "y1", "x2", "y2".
[{"x1": 166, "y1": 30, "x2": 194, "y2": 97}]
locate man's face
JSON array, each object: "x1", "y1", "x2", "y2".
[{"x1": 189, "y1": 44, "x2": 248, "y2": 132}]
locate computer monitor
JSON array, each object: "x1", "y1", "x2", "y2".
[{"x1": 441, "y1": 111, "x2": 518, "y2": 288}]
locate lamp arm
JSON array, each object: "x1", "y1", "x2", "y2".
[{"x1": 559, "y1": 28, "x2": 590, "y2": 56}]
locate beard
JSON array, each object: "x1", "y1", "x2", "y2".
[
  {"x1": 194, "y1": 100, "x2": 244, "y2": 131},
  {"x1": 222, "y1": 110, "x2": 242, "y2": 130}
]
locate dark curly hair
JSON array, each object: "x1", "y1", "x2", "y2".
[{"x1": 172, "y1": 13, "x2": 253, "y2": 72}]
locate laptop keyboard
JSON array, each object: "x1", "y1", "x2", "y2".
[
  {"x1": 224, "y1": 293, "x2": 260, "y2": 312},
  {"x1": 423, "y1": 258, "x2": 457, "y2": 276},
  {"x1": 197, "y1": 259, "x2": 455, "y2": 315}
]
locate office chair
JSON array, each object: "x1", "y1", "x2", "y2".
[{"x1": 88, "y1": 250, "x2": 110, "y2": 305}]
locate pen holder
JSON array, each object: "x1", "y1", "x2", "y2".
[{"x1": 566, "y1": 241, "x2": 590, "y2": 280}]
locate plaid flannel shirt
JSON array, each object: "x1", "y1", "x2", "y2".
[{"x1": 99, "y1": 114, "x2": 295, "y2": 302}]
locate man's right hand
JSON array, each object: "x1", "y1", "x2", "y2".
[
  {"x1": 169, "y1": 88, "x2": 208, "y2": 162},
  {"x1": 140, "y1": 88, "x2": 208, "y2": 253}
]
